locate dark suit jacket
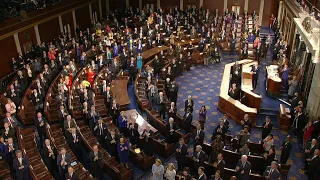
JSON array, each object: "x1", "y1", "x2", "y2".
[
  {"x1": 64, "y1": 119, "x2": 77, "y2": 131},
  {"x1": 263, "y1": 166, "x2": 280, "y2": 180},
  {"x1": 193, "y1": 129, "x2": 205, "y2": 145},
  {"x1": 183, "y1": 113, "x2": 193, "y2": 133},
  {"x1": 197, "y1": 173, "x2": 207, "y2": 180},
  {"x1": 184, "y1": 99, "x2": 194, "y2": 112},
  {"x1": 34, "y1": 116, "x2": 47, "y2": 129},
  {"x1": 65, "y1": 172, "x2": 80, "y2": 180},
  {"x1": 2, "y1": 127, "x2": 16, "y2": 141},
  {"x1": 42, "y1": 144, "x2": 58, "y2": 166},
  {"x1": 235, "y1": 160, "x2": 251, "y2": 180},
  {"x1": 193, "y1": 150, "x2": 206, "y2": 166},
  {"x1": 4, "y1": 143, "x2": 19, "y2": 162},
  {"x1": 251, "y1": 65, "x2": 260, "y2": 79},
  {"x1": 216, "y1": 160, "x2": 226, "y2": 177},
  {"x1": 13, "y1": 156, "x2": 30, "y2": 179},
  {"x1": 89, "y1": 151, "x2": 104, "y2": 168},
  {"x1": 94, "y1": 123, "x2": 108, "y2": 137},
  {"x1": 57, "y1": 153, "x2": 71, "y2": 169},
  {"x1": 31, "y1": 93, "x2": 43, "y2": 105}
]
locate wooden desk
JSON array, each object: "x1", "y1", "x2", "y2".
[
  {"x1": 266, "y1": 65, "x2": 281, "y2": 98},
  {"x1": 111, "y1": 79, "x2": 131, "y2": 107},
  {"x1": 218, "y1": 59, "x2": 258, "y2": 126},
  {"x1": 142, "y1": 46, "x2": 169, "y2": 63},
  {"x1": 242, "y1": 62, "x2": 262, "y2": 111},
  {"x1": 122, "y1": 109, "x2": 157, "y2": 134},
  {"x1": 278, "y1": 104, "x2": 291, "y2": 130}
]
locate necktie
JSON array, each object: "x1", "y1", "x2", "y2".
[
  {"x1": 19, "y1": 158, "x2": 22, "y2": 165},
  {"x1": 269, "y1": 169, "x2": 273, "y2": 175},
  {"x1": 100, "y1": 124, "x2": 103, "y2": 135}
]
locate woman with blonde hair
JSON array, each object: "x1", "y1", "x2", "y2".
[
  {"x1": 164, "y1": 163, "x2": 176, "y2": 180},
  {"x1": 152, "y1": 159, "x2": 164, "y2": 180}
]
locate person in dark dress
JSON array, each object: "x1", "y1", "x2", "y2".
[
  {"x1": 117, "y1": 137, "x2": 130, "y2": 169},
  {"x1": 262, "y1": 116, "x2": 273, "y2": 140},
  {"x1": 280, "y1": 135, "x2": 292, "y2": 164},
  {"x1": 13, "y1": 150, "x2": 31, "y2": 180}
]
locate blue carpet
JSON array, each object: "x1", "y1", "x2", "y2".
[{"x1": 134, "y1": 27, "x2": 306, "y2": 180}]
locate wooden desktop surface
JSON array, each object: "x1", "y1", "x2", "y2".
[
  {"x1": 242, "y1": 62, "x2": 262, "y2": 111},
  {"x1": 142, "y1": 46, "x2": 169, "y2": 61},
  {"x1": 122, "y1": 109, "x2": 158, "y2": 134},
  {"x1": 218, "y1": 59, "x2": 258, "y2": 126},
  {"x1": 266, "y1": 65, "x2": 281, "y2": 97},
  {"x1": 110, "y1": 79, "x2": 131, "y2": 106}
]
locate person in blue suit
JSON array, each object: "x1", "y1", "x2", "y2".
[{"x1": 117, "y1": 137, "x2": 130, "y2": 169}]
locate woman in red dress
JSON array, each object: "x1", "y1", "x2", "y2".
[
  {"x1": 303, "y1": 121, "x2": 315, "y2": 148},
  {"x1": 87, "y1": 67, "x2": 95, "y2": 87}
]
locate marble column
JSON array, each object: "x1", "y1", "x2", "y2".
[
  {"x1": 34, "y1": 25, "x2": 41, "y2": 45},
  {"x1": 126, "y1": 0, "x2": 129, "y2": 9},
  {"x1": 277, "y1": 0, "x2": 283, "y2": 25},
  {"x1": 199, "y1": 0, "x2": 203, "y2": 8},
  {"x1": 58, "y1": 15, "x2": 63, "y2": 33},
  {"x1": 99, "y1": 0, "x2": 103, "y2": 19},
  {"x1": 72, "y1": 10, "x2": 77, "y2": 36},
  {"x1": 157, "y1": 0, "x2": 160, "y2": 9},
  {"x1": 89, "y1": 3, "x2": 93, "y2": 21},
  {"x1": 224, "y1": 0, "x2": 227, "y2": 11},
  {"x1": 106, "y1": 0, "x2": 110, "y2": 12},
  {"x1": 180, "y1": 0, "x2": 183, "y2": 10},
  {"x1": 258, "y1": 0, "x2": 264, "y2": 25},
  {"x1": 139, "y1": 0, "x2": 142, "y2": 9},
  {"x1": 13, "y1": 33, "x2": 22, "y2": 55},
  {"x1": 244, "y1": 0, "x2": 249, "y2": 12}
]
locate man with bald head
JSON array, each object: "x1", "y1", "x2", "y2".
[{"x1": 235, "y1": 155, "x2": 251, "y2": 180}]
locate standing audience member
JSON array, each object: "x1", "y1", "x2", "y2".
[
  {"x1": 152, "y1": 159, "x2": 164, "y2": 180},
  {"x1": 280, "y1": 135, "x2": 292, "y2": 164},
  {"x1": 164, "y1": 163, "x2": 176, "y2": 180}
]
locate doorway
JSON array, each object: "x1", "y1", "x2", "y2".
[{"x1": 232, "y1": 6, "x2": 240, "y2": 15}]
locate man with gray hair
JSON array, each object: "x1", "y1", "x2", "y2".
[
  {"x1": 235, "y1": 155, "x2": 251, "y2": 180},
  {"x1": 263, "y1": 161, "x2": 280, "y2": 180},
  {"x1": 193, "y1": 145, "x2": 206, "y2": 171}
]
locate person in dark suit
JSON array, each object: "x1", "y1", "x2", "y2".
[
  {"x1": 57, "y1": 147, "x2": 71, "y2": 180},
  {"x1": 183, "y1": 109, "x2": 193, "y2": 133},
  {"x1": 230, "y1": 34, "x2": 236, "y2": 55},
  {"x1": 35, "y1": 112, "x2": 48, "y2": 148},
  {"x1": 196, "y1": 166, "x2": 207, "y2": 180},
  {"x1": 2, "y1": 122, "x2": 16, "y2": 142},
  {"x1": 193, "y1": 124, "x2": 205, "y2": 150},
  {"x1": 148, "y1": 84, "x2": 158, "y2": 110},
  {"x1": 167, "y1": 102, "x2": 177, "y2": 122},
  {"x1": 106, "y1": 129, "x2": 120, "y2": 158},
  {"x1": 292, "y1": 107, "x2": 306, "y2": 138},
  {"x1": 235, "y1": 155, "x2": 251, "y2": 180},
  {"x1": 157, "y1": 92, "x2": 167, "y2": 120},
  {"x1": 263, "y1": 161, "x2": 281, "y2": 180},
  {"x1": 94, "y1": 119, "x2": 109, "y2": 149},
  {"x1": 229, "y1": 83, "x2": 240, "y2": 100},
  {"x1": 89, "y1": 145, "x2": 104, "y2": 180},
  {"x1": 254, "y1": 44, "x2": 262, "y2": 61},
  {"x1": 211, "y1": 170, "x2": 222, "y2": 180},
  {"x1": 312, "y1": 118, "x2": 320, "y2": 140},
  {"x1": 31, "y1": 89, "x2": 44, "y2": 110},
  {"x1": 306, "y1": 148, "x2": 320, "y2": 180},
  {"x1": 250, "y1": 62, "x2": 259, "y2": 89},
  {"x1": 304, "y1": 139, "x2": 319, "y2": 169},
  {"x1": 101, "y1": 82, "x2": 113, "y2": 110},
  {"x1": 280, "y1": 135, "x2": 292, "y2": 164},
  {"x1": 213, "y1": 120, "x2": 227, "y2": 140},
  {"x1": 262, "y1": 116, "x2": 273, "y2": 140},
  {"x1": 5, "y1": 137, "x2": 19, "y2": 171},
  {"x1": 58, "y1": 105, "x2": 69, "y2": 128},
  {"x1": 42, "y1": 139, "x2": 58, "y2": 175},
  {"x1": 66, "y1": 128, "x2": 84, "y2": 163},
  {"x1": 241, "y1": 114, "x2": 252, "y2": 133},
  {"x1": 193, "y1": 145, "x2": 206, "y2": 171},
  {"x1": 213, "y1": 153, "x2": 225, "y2": 178},
  {"x1": 110, "y1": 100, "x2": 120, "y2": 126},
  {"x1": 166, "y1": 118, "x2": 177, "y2": 144},
  {"x1": 153, "y1": 55, "x2": 162, "y2": 77},
  {"x1": 13, "y1": 150, "x2": 31, "y2": 180},
  {"x1": 175, "y1": 138, "x2": 188, "y2": 171},
  {"x1": 140, "y1": 125, "x2": 154, "y2": 156},
  {"x1": 88, "y1": 105, "x2": 100, "y2": 132},
  {"x1": 65, "y1": 166, "x2": 80, "y2": 180},
  {"x1": 64, "y1": 115, "x2": 77, "y2": 134},
  {"x1": 169, "y1": 81, "x2": 179, "y2": 104},
  {"x1": 3, "y1": 112, "x2": 18, "y2": 129},
  {"x1": 128, "y1": 122, "x2": 140, "y2": 145},
  {"x1": 184, "y1": 95, "x2": 194, "y2": 113}
]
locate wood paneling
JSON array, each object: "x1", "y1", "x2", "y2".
[
  {"x1": 261, "y1": 0, "x2": 279, "y2": 26},
  {"x1": 76, "y1": 5, "x2": 91, "y2": 31},
  {"x1": 161, "y1": 0, "x2": 180, "y2": 10},
  {"x1": 248, "y1": 0, "x2": 260, "y2": 15},
  {"x1": 110, "y1": 0, "x2": 126, "y2": 10},
  {"x1": 38, "y1": 17, "x2": 60, "y2": 43},
  {"x1": 18, "y1": 27, "x2": 37, "y2": 54},
  {"x1": 101, "y1": 0, "x2": 107, "y2": 16},
  {"x1": 184, "y1": 0, "x2": 199, "y2": 9},
  {"x1": 227, "y1": 0, "x2": 245, "y2": 14},
  {"x1": 203, "y1": 0, "x2": 224, "y2": 14},
  {"x1": 0, "y1": 36, "x2": 17, "y2": 78},
  {"x1": 61, "y1": 12, "x2": 75, "y2": 36},
  {"x1": 91, "y1": 1, "x2": 100, "y2": 20},
  {"x1": 142, "y1": 0, "x2": 157, "y2": 9},
  {"x1": 130, "y1": 0, "x2": 140, "y2": 10}
]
